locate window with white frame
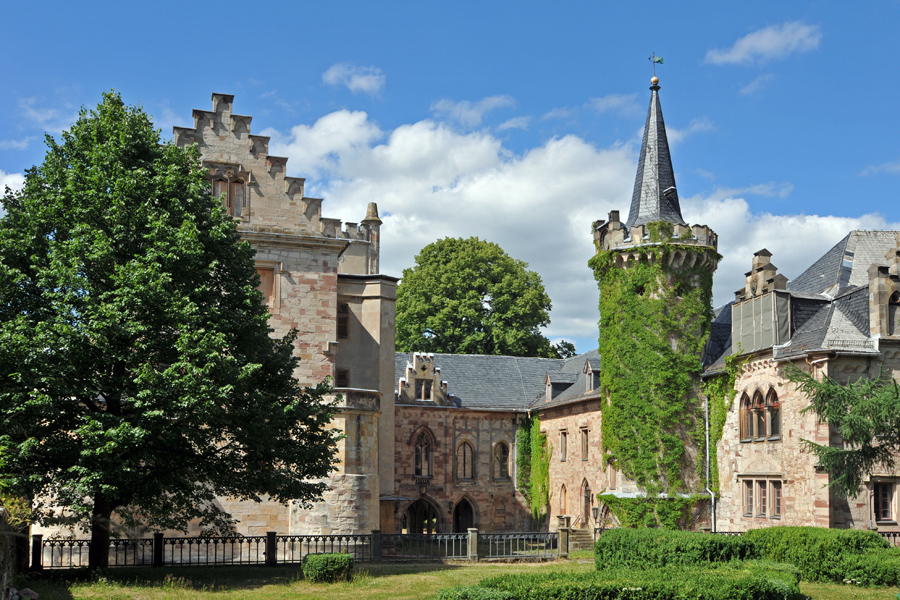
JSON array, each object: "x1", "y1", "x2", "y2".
[
  {"x1": 875, "y1": 482, "x2": 895, "y2": 524},
  {"x1": 741, "y1": 478, "x2": 784, "y2": 519}
]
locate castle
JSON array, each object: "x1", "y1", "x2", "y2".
[{"x1": 34, "y1": 79, "x2": 900, "y2": 539}]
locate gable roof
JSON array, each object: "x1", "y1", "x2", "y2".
[{"x1": 787, "y1": 231, "x2": 898, "y2": 297}]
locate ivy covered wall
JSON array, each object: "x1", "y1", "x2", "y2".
[{"x1": 589, "y1": 222, "x2": 717, "y2": 502}]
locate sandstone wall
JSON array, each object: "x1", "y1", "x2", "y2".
[
  {"x1": 539, "y1": 399, "x2": 608, "y2": 530},
  {"x1": 393, "y1": 405, "x2": 530, "y2": 533}
]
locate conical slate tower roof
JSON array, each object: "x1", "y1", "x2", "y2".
[{"x1": 626, "y1": 78, "x2": 687, "y2": 229}]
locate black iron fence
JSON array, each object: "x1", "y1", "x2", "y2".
[
  {"x1": 30, "y1": 528, "x2": 564, "y2": 569},
  {"x1": 481, "y1": 532, "x2": 558, "y2": 559}
]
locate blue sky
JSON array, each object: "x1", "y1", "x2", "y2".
[{"x1": 3, "y1": 1, "x2": 900, "y2": 353}]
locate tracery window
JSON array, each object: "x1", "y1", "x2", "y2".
[
  {"x1": 493, "y1": 442, "x2": 510, "y2": 480},
  {"x1": 740, "y1": 389, "x2": 781, "y2": 442},
  {"x1": 414, "y1": 432, "x2": 433, "y2": 477},
  {"x1": 457, "y1": 442, "x2": 474, "y2": 481}
]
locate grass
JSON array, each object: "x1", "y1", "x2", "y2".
[{"x1": 14, "y1": 561, "x2": 900, "y2": 599}]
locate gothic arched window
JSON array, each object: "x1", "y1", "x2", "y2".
[
  {"x1": 414, "y1": 432, "x2": 432, "y2": 477},
  {"x1": 457, "y1": 442, "x2": 474, "y2": 481},
  {"x1": 493, "y1": 442, "x2": 510, "y2": 481},
  {"x1": 739, "y1": 393, "x2": 751, "y2": 441},
  {"x1": 752, "y1": 391, "x2": 766, "y2": 440},
  {"x1": 766, "y1": 389, "x2": 780, "y2": 439}
]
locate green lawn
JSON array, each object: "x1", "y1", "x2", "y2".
[{"x1": 14, "y1": 561, "x2": 900, "y2": 599}]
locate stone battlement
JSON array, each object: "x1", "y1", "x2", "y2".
[{"x1": 593, "y1": 210, "x2": 718, "y2": 253}]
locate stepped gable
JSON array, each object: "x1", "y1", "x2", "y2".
[
  {"x1": 626, "y1": 77, "x2": 687, "y2": 229},
  {"x1": 173, "y1": 93, "x2": 380, "y2": 245}
]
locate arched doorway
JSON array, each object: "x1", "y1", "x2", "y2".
[
  {"x1": 402, "y1": 498, "x2": 441, "y2": 534},
  {"x1": 582, "y1": 480, "x2": 592, "y2": 528},
  {"x1": 453, "y1": 497, "x2": 475, "y2": 532}
]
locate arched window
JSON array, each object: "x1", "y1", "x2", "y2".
[
  {"x1": 752, "y1": 391, "x2": 766, "y2": 440},
  {"x1": 766, "y1": 389, "x2": 780, "y2": 439},
  {"x1": 213, "y1": 178, "x2": 244, "y2": 217},
  {"x1": 457, "y1": 442, "x2": 474, "y2": 481},
  {"x1": 493, "y1": 442, "x2": 510, "y2": 480},
  {"x1": 739, "y1": 393, "x2": 751, "y2": 441},
  {"x1": 890, "y1": 292, "x2": 900, "y2": 336},
  {"x1": 414, "y1": 432, "x2": 432, "y2": 477}
]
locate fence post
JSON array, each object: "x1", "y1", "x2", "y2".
[
  {"x1": 30, "y1": 534, "x2": 42, "y2": 571},
  {"x1": 467, "y1": 528, "x2": 478, "y2": 561},
  {"x1": 265, "y1": 531, "x2": 277, "y2": 566},
  {"x1": 558, "y1": 527, "x2": 569, "y2": 558},
  {"x1": 371, "y1": 530, "x2": 382, "y2": 562},
  {"x1": 152, "y1": 532, "x2": 164, "y2": 567}
]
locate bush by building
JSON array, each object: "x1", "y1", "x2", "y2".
[
  {"x1": 743, "y1": 526, "x2": 900, "y2": 586},
  {"x1": 593, "y1": 527, "x2": 758, "y2": 570}
]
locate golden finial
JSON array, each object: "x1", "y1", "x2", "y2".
[{"x1": 651, "y1": 76, "x2": 659, "y2": 86}]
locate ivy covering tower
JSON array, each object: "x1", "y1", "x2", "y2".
[{"x1": 589, "y1": 76, "x2": 719, "y2": 502}]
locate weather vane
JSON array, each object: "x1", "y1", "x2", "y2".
[{"x1": 649, "y1": 52, "x2": 664, "y2": 77}]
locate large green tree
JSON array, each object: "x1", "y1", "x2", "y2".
[
  {"x1": 0, "y1": 93, "x2": 337, "y2": 569},
  {"x1": 396, "y1": 237, "x2": 559, "y2": 357},
  {"x1": 789, "y1": 365, "x2": 900, "y2": 496}
]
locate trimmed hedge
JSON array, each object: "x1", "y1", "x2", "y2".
[
  {"x1": 441, "y1": 565, "x2": 802, "y2": 600},
  {"x1": 301, "y1": 552, "x2": 354, "y2": 583},
  {"x1": 593, "y1": 527, "x2": 758, "y2": 570},
  {"x1": 743, "y1": 526, "x2": 900, "y2": 586}
]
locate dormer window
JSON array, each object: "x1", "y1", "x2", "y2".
[{"x1": 212, "y1": 178, "x2": 244, "y2": 217}]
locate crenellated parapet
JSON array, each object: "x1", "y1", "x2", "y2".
[
  {"x1": 174, "y1": 93, "x2": 381, "y2": 274},
  {"x1": 593, "y1": 210, "x2": 719, "y2": 273}
]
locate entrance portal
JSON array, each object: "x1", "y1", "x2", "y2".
[
  {"x1": 453, "y1": 498, "x2": 475, "y2": 532},
  {"x1": 402, "y1": 499, "x2": 441, "y2": 534}
]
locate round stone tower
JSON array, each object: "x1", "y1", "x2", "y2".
[{"x1": 590, "y1": 77, "x2": 719, "y2": 506}]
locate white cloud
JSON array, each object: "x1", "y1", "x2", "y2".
[
  {"x1": 585, "y1": 93, "x2": 640, "y2": 116},
  {"x1": 683, "y1": 192, "x2": 900, "y2": 305},
  {"x1": 430, "y1": 95, "x2": 515, "y2": 128},
  {"x1": 666, "y1": 117, "x2": 716, "y2": 145},
  {"x1": 322, "y1": 63, "x2": 386, "y2": 96},
  {"x1": 0, "y1": 170, "x2": 26, "y2": 217},
  {"x1": 541, "y1": 107, "x2": 573, "y2": 121},
  {"x1": 861, "y1": 159, "x2": 900, "y2": 176},
  {"x1": 264, "y1": 109, "x2": 898, "y2": 353},
  {"x1": 0, "y1": 137, "x2": 35, "y2": 150},
  {"x1": 705, "y1": 22, "x2": 822, "y2": 66},
  {"x1": 739, "y1": 74, "x2": 775, "y2": 95},
  {"x1": 262, "y1": 110, "x2": 383, "y2": 178},
  {"x1": 497, "y1": 116, "x2": 531, "y2": 131},
  {"x1": 18, "y1": 97, "x2": 77, "y2": 134}
]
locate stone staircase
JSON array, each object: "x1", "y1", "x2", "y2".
[{"x1": 569, "y1": 527, "x2": 595, "y2": 551}]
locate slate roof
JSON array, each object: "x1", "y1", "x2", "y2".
[
  {"x1": 702, "y1": 301, "x2": 734, "y2": 369},
  {"x1": 626, "y1": 81, "x2": 687, "y2": 229},
  {"x1": 704, "y1": 231, "x2": 894, "y2": 370},
  {"x1": 394, "y1": 349, "x2": 602, "y2": 412},
  {"x1": 787, "y1": 231, "x2": 898, "y2": 297}
]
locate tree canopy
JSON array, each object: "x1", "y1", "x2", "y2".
[
  {"x1": 789, "y1": 365, "x2": 900, "y2": 497},
  {"x1": 0, "y1": 93, "x2": 337, "y2": 568},
  {"x1": 395, "y1": 237, "x2": 563, "y2": 357}
]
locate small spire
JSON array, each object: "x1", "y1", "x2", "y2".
[{"x1": 625, "y1": 77, "x2": 687, "y2": 229}]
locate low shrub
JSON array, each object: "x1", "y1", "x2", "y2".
[
  {"x1": 743, "y1": 526, "x2": 900, "y2": 586},
  {"x1": 452, "y1": 565, "x2": 802, "y2": 600},
  {"x1": 301, "y1": 552, "x2": 354, "y2": 583},
  {"x1": 437, "y1": 587, "x2": 514, "y2": 600},
  {"x1": 593, "y1": 528, "x2": 757, "y2": 570}
]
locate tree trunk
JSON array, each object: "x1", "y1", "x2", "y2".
[{"x1": 88, "y1": 495, "x2": 114, "y2": 571}]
